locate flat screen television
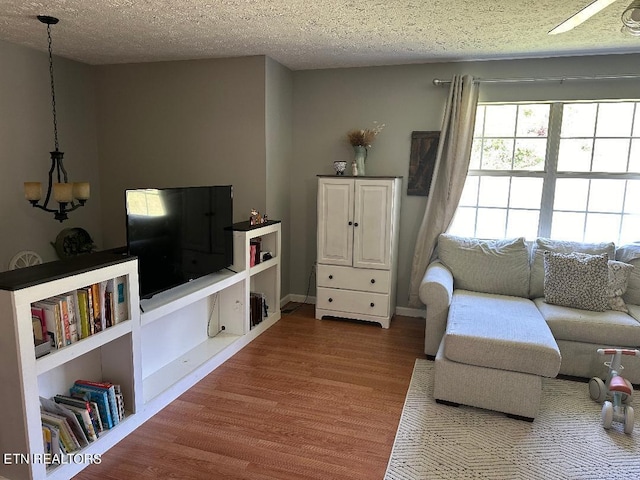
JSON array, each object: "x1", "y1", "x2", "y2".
[{"x1": 125, "y1": 185, "x2": 233, "y2": 299}]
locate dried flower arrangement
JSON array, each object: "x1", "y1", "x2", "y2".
[{"x1": 347, "y1": 122, "x2": 385, "y2": 148}]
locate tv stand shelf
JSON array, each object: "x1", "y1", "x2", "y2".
[{"x1": 0, "y1": 221, "x2": 281, "y2": 480}]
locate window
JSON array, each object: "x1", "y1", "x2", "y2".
[{"x1": 449, "y1": 101, "x2": 640, "y2": 245}]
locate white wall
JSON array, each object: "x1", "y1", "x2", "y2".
[
  {"x1": 290, "y1": 54, "x2": 640, "y2": 309},
  {"x1": 0, "y1": 39, "x2": 102, "y2": 270}
]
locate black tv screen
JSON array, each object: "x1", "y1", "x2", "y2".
[{"x1": 125, "y1": 185, "x2": 233, "y2": 299}]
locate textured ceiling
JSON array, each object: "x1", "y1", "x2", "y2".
[{"x1": 0, "y1": 0, "x2": 640, "y2": 70}]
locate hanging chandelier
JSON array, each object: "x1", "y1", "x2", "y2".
[{"x1": 24, "y1": 15, "x2": 89, "y2": 222}]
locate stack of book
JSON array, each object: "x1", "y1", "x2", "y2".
[
  {"x1": 250, "y1": 292, "x2": 268, "y2": 328},
  {"x1": 30, "y1": 276, "x2": 128, "y2": 357},
  {"x1": 40, "y1": 379, "x2": 125, "y2": 461}
]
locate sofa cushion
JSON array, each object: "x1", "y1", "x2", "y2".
[
  {"x1": 437, "y1": 234, "x2": 530, "y2": 298},
  {"x1": 534, "y1": 298, "x2": 640, "y2": 347},
  {"x1": 444, "y1": 290, "x2": 561, "y2": 377},
  {"x1": 530, "y1": 238, "x2": 615, "y2": 299},
  {"x1": 628, "y1": 304, "x2": 640, "y2": 324},
  {"x1": 543, "y1": 252, "x2": 609, "y2": 312},
  {"x1": 616, "y1": 243, "x2": 640, "y2": 306},
  {"x1": 607, "y1": 260, "x2": 634, "y2": 312}
]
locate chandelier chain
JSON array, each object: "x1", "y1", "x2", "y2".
[{"x1": 46, "y1": 23, "x2": 59, "y2": 152}]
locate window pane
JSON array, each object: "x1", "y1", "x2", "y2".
[
  {"x1": 506, "y1": 210, "x2": 540, "y2": 240},
  {"x1": 516, "y1": 104, "x2": 550, "y2": 137},
  {"x1": 476, "y1": 208, "x2": 507, "y2": 238},
  {"x1": 588, "y1": 179, "x2": 625, "y2": 213},
  {"x1": 592, "y1": 139, "x2": 630, "y2": 173},
  {"x1": 513, "y1": 139, "x2": 546, "y2": 170},
  {"x1": 624, "y1": 180, "x2": 640, "y2": 214},
  {"x1": 620, "y1": 214, "x2": 640, "y2": 245},
  {"x1": 629, "y1": 139, "x2": 640, "y2": 173},
  {"x1": 459, "y1": 176, "x2": 479, "y2": 206},
  {"x1": 557, "y1": 139, "x2": 592, "y2": 172},
  {"x1": 484, "y1": 105, "x2": 517, "y2": 137},
  {"x1": 481, "y1": 139, "x2": 514, "y2": 169},
  {"x1": 510, "y1": 177, "x2": 543, "y2": 209},
  {"x1": 634, "y1": 103, "x2": 640, "y2": 137},
  {"x1": 470, "y1": 139, "x2": 482, "y2": 169},
  {"x1": 448, "y1": 207, "x2": 476, "y2": 237},
  {"x1": 551, "y1": 212, "x2": 585, "y2": 241},
  {"x1": 584, "y1": 213, "x2": 620, "y2": 243},
  {"x1": 596, "y1": 103, "x2": 634, "y2": 137},
  {"x1": 554, "y1": 178, "x2": 589, "y2": 211},
  {"x1": 478, "y1": 177, "x2": 510, "y2": 207},
  {"x1": 561, "y1": 103, "x2": 596, "y2": 137},
  {"x1": 474, "y1": 105, "x2": 486, "y2": 137}
]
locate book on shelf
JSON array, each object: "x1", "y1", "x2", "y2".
[
  {"x1": 250, "y1": 292, "x2": 268, "y2": 328},
  {"x1": 70, "y1": 384, "x2": 114, "y2": 430},
  {"x1": 115, "y1": 275, "x2": 128, "y2": 323},
  {"x1": 40, "y1": 410, "x2": 82, "y2": 453},
  {"x1": 90, "y1": 283, "x2": 103, "y2": 334},
  {"x1": 74, "y1": 379, "x2": 120, "y2": 426},
  {"x1": 76, "y1": 288, "x2": 91, "y2": 339},
  {"x1": 41, "y1": 423, "x2": 61, "y2": 457},
  {"x1": 32, "y1": 300, "x2": 63, "y2": 349},
  {"x1": 54, "y1": 394, "x2": 100, "y2": 441},
  {"x1": 40, "y1": 396, "x2": 88, "y2": 449},
  {"x1": 51, "y1": 295, "x2": 72, "y2": 346}
]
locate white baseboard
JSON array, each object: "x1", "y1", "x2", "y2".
[{"x1": 281, "y1": 294, "x2": 424, "y2": 319}]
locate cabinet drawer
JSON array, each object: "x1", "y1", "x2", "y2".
[
  {"x1": 316, "y1": 264, "x2": 390, "y2": 293},
  {"x1": 316, "y1": 287, "x2": 389, "y2": 317}
]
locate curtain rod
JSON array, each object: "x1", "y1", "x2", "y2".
[{"x1": 432, "y1": 73, "x2": 640, "y2": 86}]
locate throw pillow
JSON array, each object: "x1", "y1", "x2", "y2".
[
  {"x1": 436, "y1": 234, "x2": 530, "y2": 298},
  {"x1": 607, "y1": 260, "x2": 634, "y2": 312},
  {"x1": 543, "y1": 251, "x2": 609, "y2": 312},
  {"x1": 530, "y1": 239, "x2": 616, "y2": 298},
  {"x1": 616, "y1": 243, "x2": 640, "y2": 306}
]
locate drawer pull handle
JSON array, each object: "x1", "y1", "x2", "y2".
[
  {"x1": 329, "y1": 275, "x2": 333, "y2": 280},
  {"x1": 371, "y1": 279, "x2": 375, "y2": 284},
  {"x1": 354, "y1": 222, "x2": 359, "y2": 227},
  {"x1": 370, "y1": 302, "x2": 375, "y2": 307},
  {"x1": 348, "y1": 221, "x2": 353, "y2": 226},
  {"x1": 329, "y1": 298, "x2": 333, "y2": 303}
]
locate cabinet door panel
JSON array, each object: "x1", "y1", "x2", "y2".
[
  {"x1": 317, "y1": 179, "x2": 353, "y2": 266},
  {"x1": 353, "y1": 180, "x2": 393, "y2": 269}
]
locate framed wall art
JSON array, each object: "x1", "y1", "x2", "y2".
[{"x1": 408, "y1": 131, "x2": 440, "y2": 196}]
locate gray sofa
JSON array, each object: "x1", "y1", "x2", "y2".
[{"x1": 420, "y1": 234, "x2": 640, "y2": 420}]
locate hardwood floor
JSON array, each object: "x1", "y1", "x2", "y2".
[{"x1": 74, "y1": 304, "x2": 425, "y2": 480}]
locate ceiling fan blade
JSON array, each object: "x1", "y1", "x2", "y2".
[{"x1": 548, "y1": 0, "x2": 618, "y2": 34}]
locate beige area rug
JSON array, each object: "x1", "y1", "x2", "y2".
[{"x1": 385, "y1": 359, "x2": 640, "y2": 480}]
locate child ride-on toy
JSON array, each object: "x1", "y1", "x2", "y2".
[{"x1": 588, "y1": 348, "x2": 640, "y2": 434}]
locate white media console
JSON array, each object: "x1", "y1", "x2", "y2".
[{"x1": 0, "y1": 221, "x2": 281, "y2": 480}]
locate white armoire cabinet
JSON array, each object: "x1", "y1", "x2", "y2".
[{"x1": 315, "y1": 176, "x2": 402, "y2": 328}]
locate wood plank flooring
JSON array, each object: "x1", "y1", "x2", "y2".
[{"x1": 74, "y1": 304, "x2": 425, "y2": 480}]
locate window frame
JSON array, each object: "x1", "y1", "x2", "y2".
[{"x1": 455, "y1": 100, "x2": 640, "y2": 244}]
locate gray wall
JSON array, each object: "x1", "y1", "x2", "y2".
[
  {"x1": 1, "y1": 35, "x2": 638, "y2": 310},
  {"x1": 0, "y1": 39, "x2": 102, "y2": 269},
  {"x1": 265, "y1": 57, "x2": 293, "y2": 297},
  {"x1": 290, "y1": 54, "x2": 640, "y2": 310},
  {"x1": 94, "y1": 56, "x2": 269, "y2": 249}
]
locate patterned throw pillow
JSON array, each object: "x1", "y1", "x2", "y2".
[
  {"x1": 608, "y1": 260, "x2": 634, "y2": 313},
  {"x1": 543, "y1": 251, "x2": 609, "y2": 312}
]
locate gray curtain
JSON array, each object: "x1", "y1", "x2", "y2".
[{"x1": 408, "y1": 74, "x2": 479, "y2": 308}]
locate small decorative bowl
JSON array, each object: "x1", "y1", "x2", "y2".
[{"x1": 333, "y1": 160, "x2": 347, "y2": 175}]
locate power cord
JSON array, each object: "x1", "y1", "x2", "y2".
[
  {"x1": 207, "y1": 292, "x2": 225, "y2": 337},
  {"x1": 283, "y1": 263, "x2": 316, "y2": 315}
]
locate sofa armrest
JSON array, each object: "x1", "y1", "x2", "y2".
[{"x1": 420, "y1": 261, "x2": 454, "y2": 356}]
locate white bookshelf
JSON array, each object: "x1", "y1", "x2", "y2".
[
  {"x1": 0, "y1": 221, "x2": 282, "y2": 480},
  {"x1": 0, "y1": 253, "x2": 141, "y2": 480}
]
